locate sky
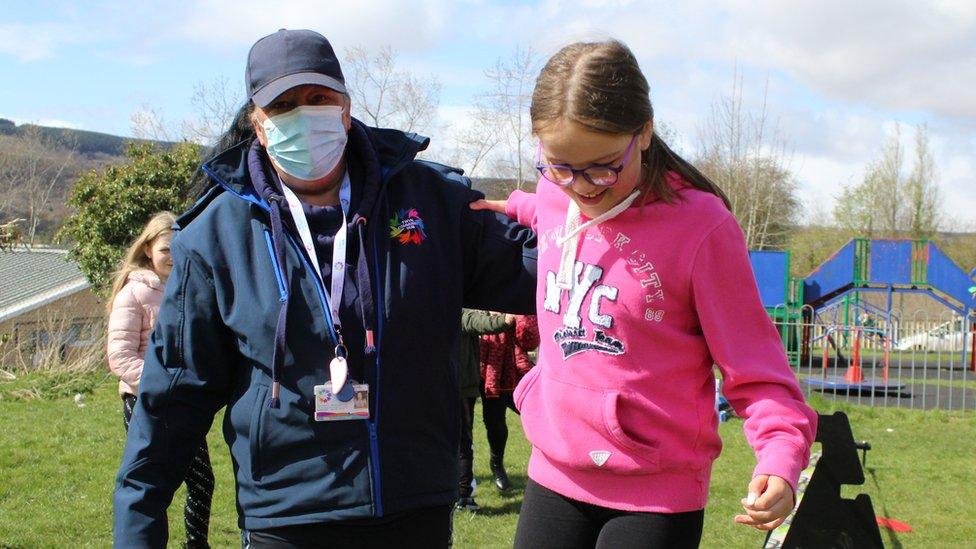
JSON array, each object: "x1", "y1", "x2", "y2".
[{"x1": 3, "y1": 0, "x2": 975, "y2": 228}]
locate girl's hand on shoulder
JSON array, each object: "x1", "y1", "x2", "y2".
[
  {"x1": 733, "y1": 475, "x2": 795, "y2": 531},
  {"x1": 469, "y1": 198, "x2": 507, "y2": 214}
]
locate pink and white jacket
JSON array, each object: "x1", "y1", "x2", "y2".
[
  {"x1": 506, "y1": 173, "x2": 817, "y2": 513},
  {"x1": 107, "y1": 269, "x2": 163, "y2": 397}
]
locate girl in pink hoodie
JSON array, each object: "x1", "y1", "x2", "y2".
[
  {"x1": 107, "y1": 211, "x2": 213, "y2": 548},
  {"x1": 473, "y1": 40, "x2": 817, "y2": 548}
]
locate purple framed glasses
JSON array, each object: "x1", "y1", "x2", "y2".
[{"x1": 535, "y1": 135, "x2": 639, "y2": 187}]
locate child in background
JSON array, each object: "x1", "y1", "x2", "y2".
[
  {"x1": 472, "y1": 40, "x2": 817, "y2": 548},
  {"x1": 478, "y1": 313, "x2": 539, "y2": 492},
  {"x1": 106, "y1": 212, "x2": 213, "y2": 549}
]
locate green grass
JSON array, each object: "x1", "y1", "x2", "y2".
[{"x1": 1, "y1": 375, "x2": 974, "y2": 548}]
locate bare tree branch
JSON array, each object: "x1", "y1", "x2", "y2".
[
  {"x1": 343, "y1": 45, "x2": 441, "y2": 135},
  {"x1": 480, "y1": 46, "x2": 538, "y2": 189},
  {"x1": 695, "y1": 70, "x2": 799, "y2": 249}
]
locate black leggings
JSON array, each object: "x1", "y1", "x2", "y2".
[
  {"x1": 514, "y1": 479, "x2": 704, "y2": 549},
  {"x1": 480, "y1": 391, "x2": 516, "y2": 459},
  {"x1": 459, "y1": 391, "x2": 518, "y2": 496},
  {"x1": 122, "y1": 394, "x2": 214, "y2": 548},
  {"x1": 244, "y1": 504, "x2": 453, "y2": 548}
]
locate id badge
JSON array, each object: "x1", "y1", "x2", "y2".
[{"x1": 314, "y1": 381, "x2": 369, "y2": 421}]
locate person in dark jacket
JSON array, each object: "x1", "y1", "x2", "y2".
[
  {"x1": 113, "y1": 29, "x2": 536, "y2": 549},
  {"x1": 457, "y1": 309, "x2": 514, "y2": 512}
]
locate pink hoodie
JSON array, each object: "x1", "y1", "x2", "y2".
[
  {"x1": 107, "y1": 269, "x2": 163, "y2": 397},
  {"x1": 506, "y1": 173, "x2": 817, "y2": 513}
]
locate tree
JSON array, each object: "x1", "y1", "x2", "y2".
[
  {"x1": 833, "y1": 124, "x2": 941, "y2": 238},
  {"x1": 479, "y1": 46, "x2": 538, "y2": 189},
  {"x1": 130, "y1": 105, "x2": 177, "y2": 143},
  {"x1": 58, "y1": 142, "x2": 200, "y2": 293},
  {"x1": 905, "y1": 125, "x2": 941, "y2": 238},
  {"x1": 695, "y1": 73, "x2": 800, "y2": 249},
  {"x1": 0, "y1": 126, "x2": 77, "y2": 245},
  {"x1": 181, "y1": 76, "x2": 244, "y2": 146},
  {"x1": 447, "y1": 102, "x2": 501, "y2": 177},
  {"x1": 342, "y1": 45, "x2": 442, "y2": 135},
  {"x1": 131, "y1": 76, "x2": 243, "y2": 146}
]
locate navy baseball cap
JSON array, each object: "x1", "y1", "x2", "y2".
[{"x1": 246, "y1": 29, "x2": 347, "y2": 108}]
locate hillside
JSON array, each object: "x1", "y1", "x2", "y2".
[
  {"x1": 0, "y1": 120, "x2": 177, "y2": 242},
  {"x1": 0, "y1": 118, "x2": 174, "y2": 157}
]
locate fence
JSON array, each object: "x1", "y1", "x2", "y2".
[{"x1": 770, "y1": 305, "x2": 976, "y2": 412}]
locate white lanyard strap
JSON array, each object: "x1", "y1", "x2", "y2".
[{"x1": 280, "y1": 173, "x2": 352, "y2": 331}]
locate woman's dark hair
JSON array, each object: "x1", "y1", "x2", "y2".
[
  {"x1": 190, "y1": 102, "x2": 257, "y2": 197},
  {"x1": 530, "y1": 40, "x2": 730, "y2": 208}
]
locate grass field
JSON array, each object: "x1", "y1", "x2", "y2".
[{"x1": 1, "y1": 371, "x2": 974, "y2": 548}]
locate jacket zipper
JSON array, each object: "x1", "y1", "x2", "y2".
[{"x1": 368, "y1": 216, "x2": 385, "y2": 516}]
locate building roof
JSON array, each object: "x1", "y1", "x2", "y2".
[{"x1": 0, "y1": 248, "x2": 91, "y2": 323}]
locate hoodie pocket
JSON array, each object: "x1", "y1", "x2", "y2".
[
  {"x1": 248, "y1": 385, "x2": 269, "y2": 481},
  {"x1": 519, "y1": 373, "x2": 659, "y2": 476}
]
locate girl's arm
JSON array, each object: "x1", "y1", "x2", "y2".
[
  {"x1": 461, "y1": 190, "x2": 538, "y2": 315},
  {"x1": 469, "y1": 190, "x2": 538, "y2": 231},
  {"x1": 691, "y1": 216, "x2": 817, "y2": 529},
  {"x1": 106, "y1": 285, "x2": 147, "y2": 393}
]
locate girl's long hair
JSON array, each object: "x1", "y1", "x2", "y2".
[
  {"x1": 189, "y1": 102, "x2": 257, "y2": 198},
  {"x1": 530, "y1": 40, "x2": 730, "y2": 208},
  {"x1": 106, "y1": 211, "x2": 176, "y2": 316}
]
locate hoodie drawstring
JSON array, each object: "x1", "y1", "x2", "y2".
[
  {"x1": 267, "y1": 194, "x2": 289, "y2": 409},
  {"x1": 555, "y1": 189, "x2": 642, "y2": 289},
  {"x1": 353, "y1": 215, "x2": 377, "y2": 357}
]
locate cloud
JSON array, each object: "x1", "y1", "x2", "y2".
[
  {"x1": 177, "y1": 0, "x2": 451, "y2": 53},
  {"x1": 37, "y1": 118, "x2": 84, "y2": 130},
  {"x1": 720, "y1": 0, "x2": 976, "y2": 120},
  {"x1": 0, "y1": 23, "x2": 78, "y2": 61},
  {"x1": 3, "y1": 115, "x2": 83, "y2": 130}
]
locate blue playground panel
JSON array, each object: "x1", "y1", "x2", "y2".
[
  {"x1": 803, "y1": 239, "x2": 974, "y2": 314},
  {"x1": 803, "y1": 241, "x2": 856, "y2": 304},
  {"x1": 868, "y1": 240, "x2": 912, "y2": 285},
  {"x1": 749, "y1": 250, "x2": 790, "y2": 308},
  {"x1": 927, "y1": 243, "x2": 976, "y2": 307}
]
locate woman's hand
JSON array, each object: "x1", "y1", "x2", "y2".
[
  {"x1": 733, "y1": 475, "x2": 795, "y2": 531},
  {"x1": 469, "y1": 198, "x2": 507, "y2": 214}
]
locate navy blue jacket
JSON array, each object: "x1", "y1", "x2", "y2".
[{"x1": 113, "y1": 121, "x2": 537, "y2": 546}]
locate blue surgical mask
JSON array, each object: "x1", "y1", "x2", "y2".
[{"x1": 262, "y1": 105, "x2": 348, "y2": 181}]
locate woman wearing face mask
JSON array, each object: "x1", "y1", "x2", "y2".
[
  {"x1": 113, "y1": 29, "x2": 537, "y2": 549},
  {"x1": 107, "y1": 212, "x2": 214, "y2": 549}
]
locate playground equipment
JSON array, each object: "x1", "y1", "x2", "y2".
[
  {"x1": 805, "y1": 326, "x2": 906, "y2": 394},
  {"x1": 764, "y1": 412, "x2": 884, "y2": 548},
  {"x1": 802, "y1": 238, "x2": 975, "y2": 370},
  {"x1": 749, "y1": 239, "x2": 976, "y2": 373},
  {"x1": 749, "y1": 250, "x2": 805, "y2": 367}
]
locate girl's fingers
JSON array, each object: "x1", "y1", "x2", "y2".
[
  {"x1": 734, "y1": 514, "x2": 787, "y2": 531},
  {"x1": 753, "y1": 476, "x2": 793, "y2": 511},
  {"x1": 759, "y1": 517, "x2": 787, "y2": 531},
  {"x1": 739, "y1": 507, "x2": 779, "y2": 524},
  {"x1": 469, "y1": 198, "x2": 507, "y2": 213}
]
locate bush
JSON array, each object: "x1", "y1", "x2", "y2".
[{"x1": 58, "y1": 142, "x2": 200, "y2": 294}]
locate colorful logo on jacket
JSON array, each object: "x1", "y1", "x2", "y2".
[{"x1": 389, "y1": 208, "x2": 427, "y2": 245}]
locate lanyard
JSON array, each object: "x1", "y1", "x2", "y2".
[{"x1": 280, "y1": 173, "x2": 352, "y2": 339}]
